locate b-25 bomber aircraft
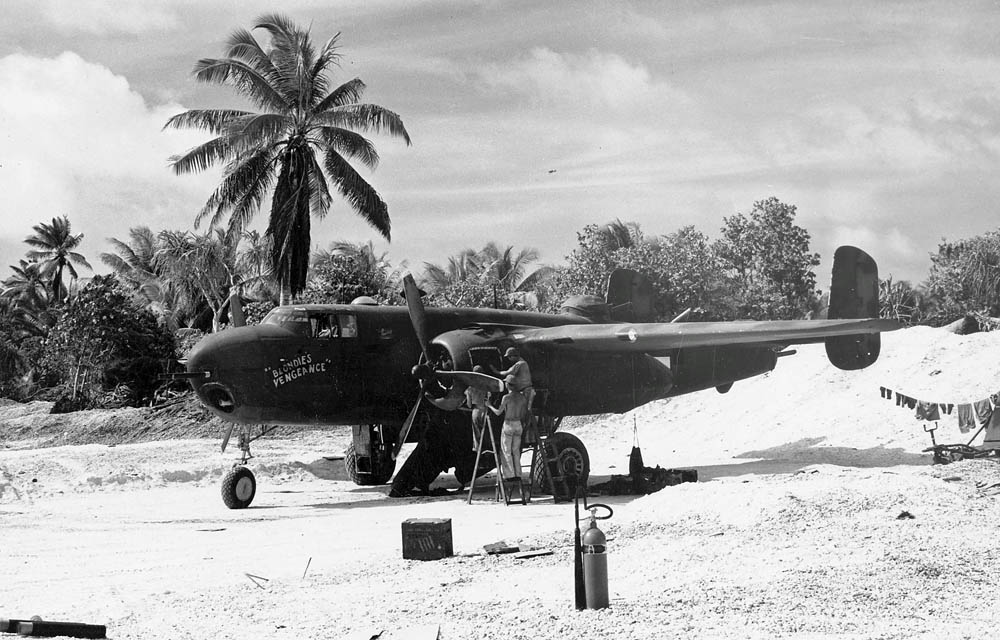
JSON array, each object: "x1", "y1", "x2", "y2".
[{"x1": 182, "y1": 245, "x2": 899, "y2": 508}]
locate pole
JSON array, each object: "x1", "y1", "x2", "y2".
[{"x1": 571, "y1": 473, "x2": 586, "y2": 609}]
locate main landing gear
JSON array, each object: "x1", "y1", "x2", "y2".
[
  {"x1": 344, "y1": 424, "x2": 397, "y2": 486},
  {"x1": 221, "y1": 425, "x2": 278, "y2": 509}
]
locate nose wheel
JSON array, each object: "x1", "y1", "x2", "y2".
[
  {"x1": 221, "y1": 465, "x2": 256, "y2": 509},
  {"x1": 219, "y1": 425, "x2": 277, "y2": 509}
]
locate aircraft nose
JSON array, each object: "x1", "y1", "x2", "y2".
[{"x1": 185, "y1": 327, "x2": 267, "y2": 417}]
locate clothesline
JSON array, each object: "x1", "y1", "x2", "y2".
[{"x1": 879, "y1": 385, "x2": 1000, "y2": 439}]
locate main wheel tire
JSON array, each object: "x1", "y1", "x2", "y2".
[
  {"x1": 221, "y1": 466, "x2": 256, "y2": 509},
  {"x1": 345, "y1": 443, "x2": 396, "y2": 486},
  {"x1": 533, "y1": 432, "x2": 590, "y2": 500}
]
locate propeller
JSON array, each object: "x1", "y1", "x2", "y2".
[
  {"x1": 393, "y1": 274, "x2": 433, "y2": 461},
  {"x1": 392, "y1": 274, "x2": 506, "y2": 460},
  {"x1": 221, "y1": 423, "x2": 236, "y2": 453},
  {"x1": 227, "y1": 291, "x2": 246, "y2": 328},
  {"x1": 392, "y1": 390, "x2": 424, "y2": 460},
  {"x1": 436, "y1": 370, "x2": 505, "y2": 393},
  {"x1": 402, "y1": 274, "x2": 432, "y2": 362}
]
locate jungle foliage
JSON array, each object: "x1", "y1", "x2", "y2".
[{"x1": 40, "y1": 275, "x2": 175, "y2": 410}]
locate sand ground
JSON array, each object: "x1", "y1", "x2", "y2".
[{"x1": 2, "y1": 326, "x2": 1000, "y2": 639}]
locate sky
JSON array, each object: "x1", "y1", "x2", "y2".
[{"x1": 1, "y1": 0, "x2": 999, "y2": 288}]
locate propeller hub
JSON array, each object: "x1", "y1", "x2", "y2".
[{"x1": 411, "y1": 363, "x2": 432, "y2": 380}]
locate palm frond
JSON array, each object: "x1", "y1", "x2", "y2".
[
  {"x1": 163, "y1": 109, "x2": 253, "y2": 134},
  {"x1": 307, "y1": 35, "x2": 342, "y2": 105},
  {"x1": 317, "y1": 127, "x2": 379, "y2": 169},
  {"x1": 100, "y1": 252, "x2": 131, "y2": 273},
  {"x1": 323, "y1": 149, "x2": 390, "y2": 240},
  {"x1": 225, "y1": 113, "x2": 291, "y2": 144},
  {"x1": 169, "y1": 136, "x2": 233, "y2": 175},
  {"x1": 304, "y1": 149, "x2": 332, "y2": 218},
  {"x1": 221, "y1": 149, "x2": 279, "y2": 234},
  {"x1": 224, "y1": 28, "x2": 286, "y2": 93},
  {"x1": 195, "y1": 146, "x2": 278, "y2": 229},
  {"x1": 253, "y1": 14, "x2": 309, "y2": 105},
  {"x1": 515, "y1": 265, "x2": 557, "y2": 292},
  {"x1": 67, "y1": 252, "x2": 92, "y2": 270},
  {"x1": 314, "y1": 77, "x2": 364, "y2": 113},
  {"x1": 314, "y1": 105, "x2": 411, "y2": 145},
  {"x1": 193, "y1": 58, "x2": 289, "y2": 112}
]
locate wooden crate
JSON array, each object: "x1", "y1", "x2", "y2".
[{"x1": 401, "y1": 518, "x2": 453, "y2": 561}]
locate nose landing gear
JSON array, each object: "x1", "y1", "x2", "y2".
[{"x1": 220, "y1": 425, "x2": 278, "y2": 509}]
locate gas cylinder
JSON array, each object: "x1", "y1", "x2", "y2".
[{"x1": 581, "y1": 507, "x2": 609, "y2": 609}]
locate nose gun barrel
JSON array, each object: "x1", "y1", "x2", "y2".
[{"x1": 160, "y1": 371, "x2": 211, "y2": 380}]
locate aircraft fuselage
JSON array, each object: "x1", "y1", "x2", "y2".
[{"x1": 185, "y1": 303, "x2": 785, "y2": 429}]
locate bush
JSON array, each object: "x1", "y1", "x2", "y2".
[{"x1": 41, "y1": 275, "x2": 175, "y2": 408}]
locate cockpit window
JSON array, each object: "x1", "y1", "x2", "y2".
[
  {"x1": 338, "y1": 314, "x2": 358, "y2": 338},
  {"x1": 262, "y1": 308, "x2": 312, "y2": 336},
  {"x1": 313, "y1": 314, "x2": 337, "y2": 338},
  {"x1": 262, "y1": 309, "x2": 357, "y2": 339}
]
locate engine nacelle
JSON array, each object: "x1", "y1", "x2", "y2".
[
  {"x1": 423, "y1": 327, "x2": 510, "y2": 410},
  {"x1": 667, "y1": 345, "x2": 778, "y2": 397}
]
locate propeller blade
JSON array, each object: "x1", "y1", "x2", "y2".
[
  {"x1": 220, "y1": 423, "x2": 236, "y2": 453},
  {"x1": 228, "y1": 292, "x2": 246, "y2": 328},
  {"x1": 436, "y1": 370, "x2": 505, "y2": 393},
  {"x1": 402, "y1": 274, "x2": 432, "y2": 362},
  {"x1": 392, "y1": 392, "x2": 423, "y2": 460}
]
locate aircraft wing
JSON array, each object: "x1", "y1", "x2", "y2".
[{"x1": 512, "y1": 318, "x2": 901, "y2": 353}]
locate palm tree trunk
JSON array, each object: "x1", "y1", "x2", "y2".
[
  {"x1": 279, "y1": 270, "x2": 292, "y2": 306},
  {"x1": 54, "y1": 263, "x2": 64, "y2": 303}
]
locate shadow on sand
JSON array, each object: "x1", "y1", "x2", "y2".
[
  {"x1": 295, "y1": 437, "x2": 934, "y2": 509},
  {"x1": 691, "y1": 437, "x2": 932, "y2": 481}
]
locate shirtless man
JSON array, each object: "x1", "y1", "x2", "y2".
[
  {"x1": 487, "y1": 375, "x2": 529, "y2": 482},
  {"x1": 465, "y1": 365, "x2": 490, "y2": 452}
]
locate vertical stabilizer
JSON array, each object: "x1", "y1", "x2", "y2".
[
  {"x1": 826, "y1": 245, "x2": 881, "y2": 370},
  {"x1": 606, "y1": 269, "x2": 655, "y2": 323}
]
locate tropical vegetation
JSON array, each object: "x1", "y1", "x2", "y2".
[
  {"x1": 164, "y1": 13, "x2": 410, "y2": 304},
  {"x1": 1, "y1": 216, "x2": 999, "y2": 410}
]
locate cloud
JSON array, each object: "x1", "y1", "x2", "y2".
[
  {"x1": 479, "y1": 47, "x2": 664, "y2": 113},
  {"x1": 831, "y1": 225, "x2": 917, "y2": 260},
  {"x1": 38, "y1": 0, "x2": 182, "y2": 34},
  {"x1": 0, "y1": 51, "x2": 216, "y2": 268}
]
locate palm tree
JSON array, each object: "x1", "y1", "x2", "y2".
[
  {"x1": 23, "y1": 216, "x2": 92, "y2": 302},
  {"x1": 1, "y1": 260, "x2": 57, "y2": 338},
  {"x1": 422, "y1": 244, "x2": 548, "y2": 309},
  {"x1": 315, "y1": 239, "x2": 383, "y2": 272},
  {"x1": 155, "y1": 229, "x2": 242, "y2": 332},
  {"x1": 101, "y1": 226, "x2": 159, "y2": 289},
  {"x1": 2, "y1": 260, "x2": 48, "y2": 307},
  {"x1": 102, "y1": 227, "x2": 189, "y2": 330},
  {"x1": 164, "y1": 14, "x2": 411, "y2": 305},
  {"x1": 422, "y1": 248, "x2": 482, "y2": 293},
  {"x1": 477, "y1": 242, "x2": 540, "y2": 290},
  {"x1": 595, "y1": 219, "x2": 642, "y2": 252}
]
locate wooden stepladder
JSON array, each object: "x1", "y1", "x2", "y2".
[{"x1": 467, "y1": 416, "x2": 526, "y2": 505}]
